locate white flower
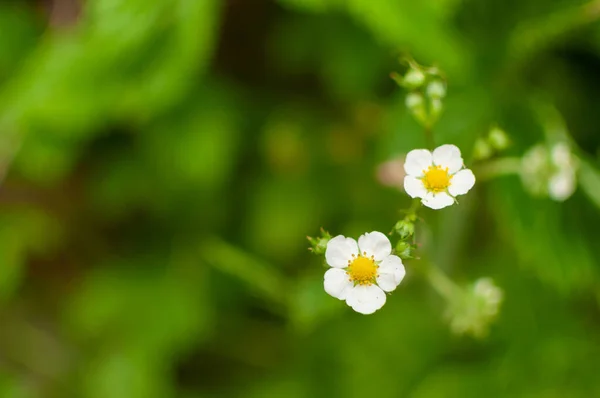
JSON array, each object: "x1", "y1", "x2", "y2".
[
  {"x1": 403, "y1": 144, "x2": 476, "y2": 210},
  {"x1": 521, "y1": 142, "x2": 578, "y2": 201},
  {"x1": 323, "y1": 231, "x2": 405, "y2": 315}
]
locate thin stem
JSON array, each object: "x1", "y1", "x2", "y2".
[
  {"x1": 474, "y1": 157, "x2": 522, "y2": 182},
  {"x1": 0, "y1": 135, "x2": 21, "y2": 186},
  {"x1": 395, "y1": 198, "x2": 421, "y2": 224},
  {"x1": 419, "y1": 260, "x2": 462, "y2": 301},
  {"x1": 408, "y1": 197, "x2": 421, "y2": 216},
  {"x1": 424, "y1": 124, "x2": 435, "y2": 150}
]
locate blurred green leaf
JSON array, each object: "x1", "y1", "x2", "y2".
[
  {"x1": 277, "y1": 0, "x2": 469, "y2": 77},
  {"x1": 0, "y1": 208, "x2": 62, "y2": 300},
  {"x1": 201, "y1": 237, "x2": 288, "y2": 310},
  {"x1": 0, "y1": 4, "x2": 40, "y2": 82},
  {"x1": 0, "y1": 372, "x2": 33, "y2": 398},
  {"x1": 490, "y1": 178, "x2": 598, "y2": 293},
  {"x1": 288, "y1": 272, "x2": 343, "y2": 333},
  {"x1": 3, "y1": 0, "x2": 222, "y2": 183},
  {"x1": 578, "y1": 157, "x2": 600, "y2": 209},
  {"x1": 81, "y1": 348, "x2": 171, "y2": 398}
]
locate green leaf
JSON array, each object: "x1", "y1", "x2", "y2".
[{"x1": 578, "y1": 157, "x2": 600, "y2": 210}]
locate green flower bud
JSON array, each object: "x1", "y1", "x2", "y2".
[
  {"x1": 430, "y1": 98, "x2": 443, "y2": 120},
  {"x1": 405, "y1": 93, "x2": 428, "y2": 125},
  {"x1": 395, "y1": 241, "x2": 413, "y2": 259},
  {"x1": 473, "y1": 138, "x2": 493, "y2": 161},
  {"x1": 405, "y1": 92, "x2": 424, "y2": 109},
  {"x1": 393, "y1": 220, "x2": 415, "y2": 240},
  {"x1": 307, "y1": 228, "x2": 331, "y2": 255},
  {"x1": 488, "y1": 127, "x2": 510, "y2": 151},
  {"x1": 403, "y1": 68, "x2": 426, "y2": 89},
  {"x1": 426, "y1": 80, "x2": 446, "y2": 99}
]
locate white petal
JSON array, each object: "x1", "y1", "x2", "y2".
[
  {"x1": 376, "y1": 273, "x2": 398, "y2": 293},
  {"x1": 404, "y1": 149, "x2": 432, "y2": 176},
  {"x1": 432, "y1": 144, "x2": 463, "y2": 174},
  {"x1": 448, "y1": 169, "x2": 476, "y2": 196},
  {"x1": 325, "y1": 235, "x2": 358, "y2": 268},
  {"x1": 548, "y1": 171, "x2": 576, "y2": 201},
  {"x1": 357, "y1": 231, "x2": 391, "y2": 261},
  {"x1": 404, "y1": 176, "x2": 427, "y2": 198},
  {"x1": 422, "y1": 191, "x2": 454, "y2": 210},
  {"x1": 324, "y1": 268, "x2": 353, "y2": 300},
  {"x1": 345, "y1": 285, "x2": 386, "y2": 315},
  {"x1": 377, "y1": 255, "x2": 405, "y2": 292}
]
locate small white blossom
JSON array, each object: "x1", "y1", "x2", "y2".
[
  {"x1": 403, "y1": 144, "x2": 476, "y2": 210},
  {"x1": 324, "y1": 231, "x2": 405, "y2": 315},
  {"x1": 521, "y1": 142, "x2": 577, "y2": 201}
]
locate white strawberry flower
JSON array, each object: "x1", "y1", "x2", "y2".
[
  {"x1": 403, "y1": 144, "x2": 476, "y2": 209},
  {"x1": 324, "y1": 231, "x2": 405, "y2": 315}
]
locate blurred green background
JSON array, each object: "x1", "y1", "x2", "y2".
[{"x1": 1, "y1": 0, "x2": 600, "y2": 397}]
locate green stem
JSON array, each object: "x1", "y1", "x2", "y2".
[
  {"x1": 408, "y1": 197, "x2": 421, "y2": 216},
  {"x1": 424, "y1": 124, "x2": 435, "y2": 150},
  {"x1": 419, "y1": 261, "x2": 462, "y2": 301},
  {"x1": 474, "y1": 157, "x2": 522, "y2": 182},
  {"x1": 0, "y1": 134, "x2": 21, "y2": 185}
]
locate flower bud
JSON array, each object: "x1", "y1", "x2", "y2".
[
  {"x1": 395, "y1": 241, "x2": 412, "y2": 259},
  {"x1": 307, "y1": 228, "x2": 331, "y2": 255},
  {"x1": 405, "y1": 93, "x2": 428, "y2": 125},
  {"x1": 473, "y1": 138, "x2": 492, "y2": 161},
  {"x1": 550, "y1": 142, "x2": 573, "y2": 168},
  {"x1": 488, "y1": 126, "x2": 510, "y2": 151},
  {"x1": 403, "y1": 68, "x2": 426, "y2": 89},
  {"x1": 548, "y1": 170, "x2": 576, "y2": 202},
  {"x1": 426, "y1": 80, "x2": 446, "y2": 99},
  {"x1": 430, "y1": 98, "x2": 443, "y2": 120},
  {"x1": 393, "y1": 219, "x2": 414, "y2": 240},
  {"x1": 405, "y1": 92, "x2": 424, "y2": 109}
]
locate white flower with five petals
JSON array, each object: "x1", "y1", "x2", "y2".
[
  {"x1": 324, "y1": 231, "x2": 405, "y2": 315},
  {"x1": 404, "y1": 144, "x2": 476, "y2": 210}
]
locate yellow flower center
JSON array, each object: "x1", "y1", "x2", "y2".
[
  {"x1": 346, "y1": 253, "x2": 378, "y2": 285},
  {"x1": 422, "y1": 165, "x2": 452, "y2": 192}
]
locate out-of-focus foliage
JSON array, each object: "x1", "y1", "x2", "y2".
[{"x1": 1, "y1": 0, "x2": 600, "y2": 397}]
